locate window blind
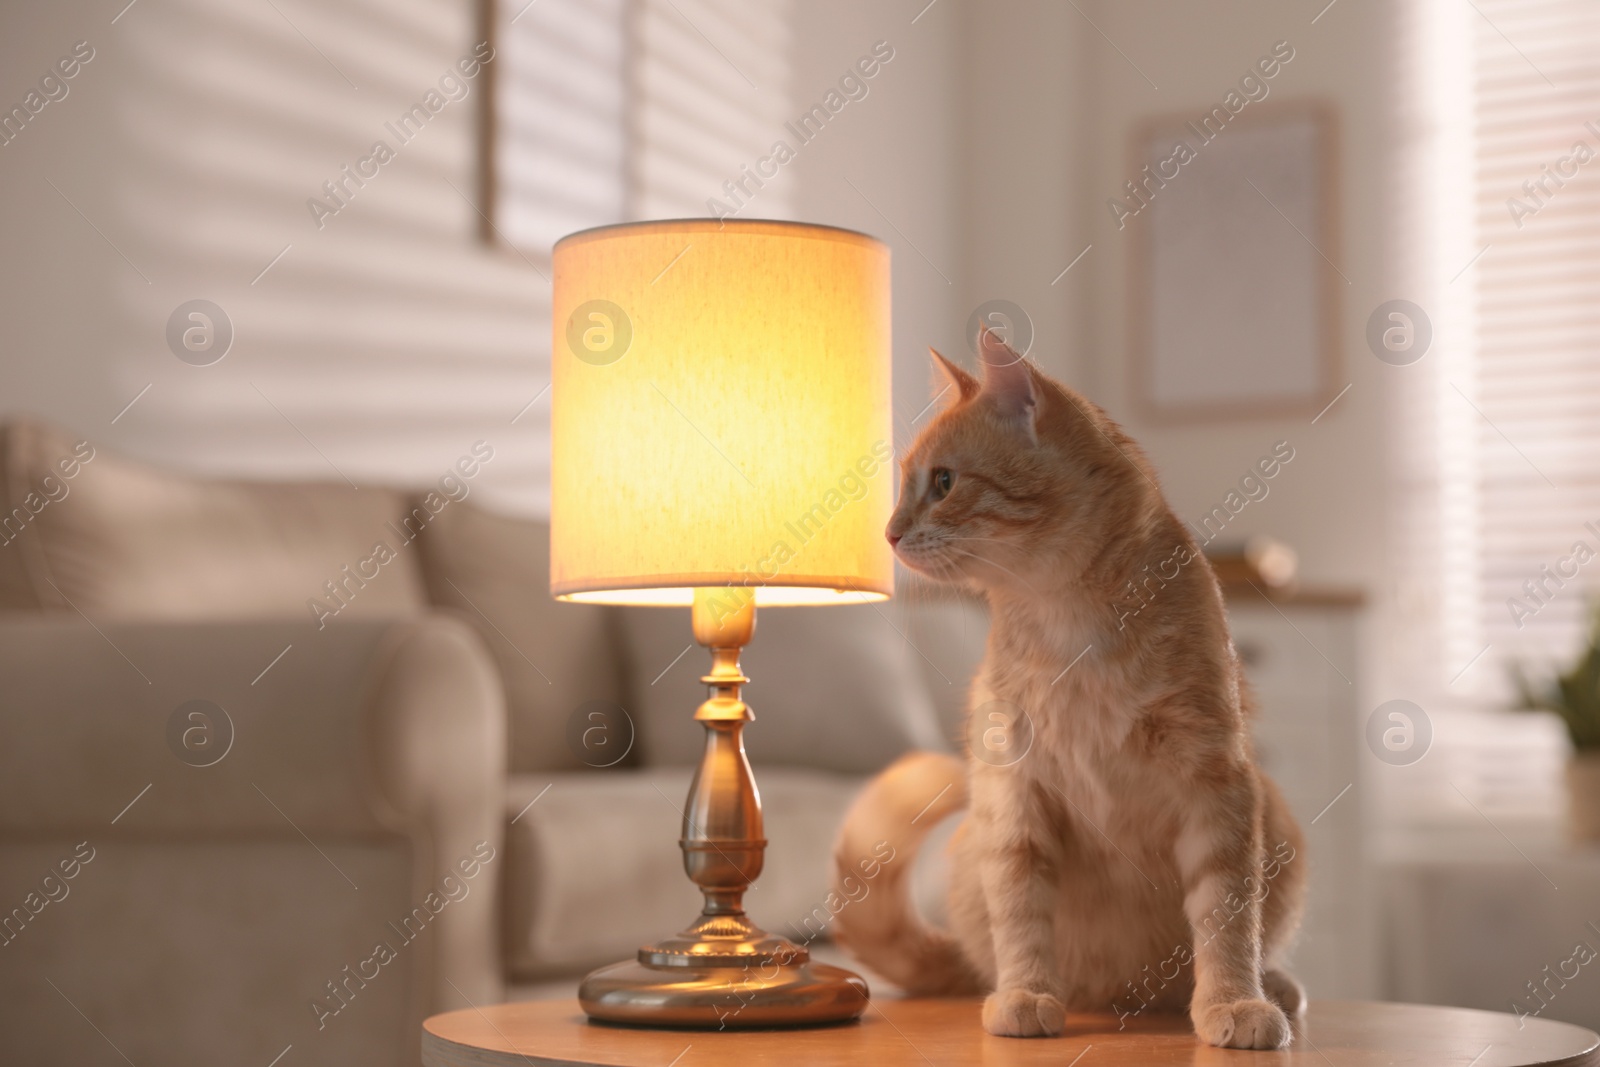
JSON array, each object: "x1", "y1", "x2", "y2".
[
  {"x1": 1374, "y1": 0, "x2": 1582, "y2": 833},
  {"x1": 491, "y1": 0, "x2": 793, "y2": 254},
  {"x1": 1465, "y1": 0, "x2": 1600, "y2": 690}
]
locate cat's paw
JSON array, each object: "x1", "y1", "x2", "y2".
[
  {"x1": 1263, "y1": 968, "x2": 1307, "y2": 1015},
  {"x1": 982, "y1": 988, "x2": 1065, "y2": 1038},
  {"x1": 1193, "y1": 997, "x2": 1291, "y2": 1049}
]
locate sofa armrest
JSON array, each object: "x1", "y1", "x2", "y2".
[{"x1": 0, "y1": 614, "x2": 506, "y2": 1067}]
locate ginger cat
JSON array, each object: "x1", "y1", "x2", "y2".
[{"x1": 830, "y1": 331, "x2": 1306, "y2": 1049}]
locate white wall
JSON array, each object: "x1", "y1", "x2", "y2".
[
  {"x1": 789, "y1": 1, "x2": 1087, "y2": 434},
  {"x1": 2, "y1": 0, "x2": 548, "y2": 513},
  {"x1": 1, "y1": 3, "x2": 122, "y2": 437},
  {"x1": 954, "y1": 1, "x2": 1087, "y2": 388},
  {"x1": 787, "y1": 0, "x2": 964, "y2": 438},
  {"x1": 1070, "y1": 0, "x2": 1410, "y2": 596}
]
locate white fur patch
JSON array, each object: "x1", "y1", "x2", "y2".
[
  {"x1": 1174, "y1": 812, "x2": 1215, "y2": 883},
  {"x1": 1182, "y1": 871, "x2": 1225, "y2": 929}
]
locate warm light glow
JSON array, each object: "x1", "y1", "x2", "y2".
[
  {"x1": 560, "y1": 587, "x2": 886, "y2": 607},
  {"x1": 550, "y1": 219, "x2": 894, "y2": 607}
]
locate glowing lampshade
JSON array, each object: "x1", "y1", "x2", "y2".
[{"x1": 550, "y1": 219, "x2": 894, "y2": 607}]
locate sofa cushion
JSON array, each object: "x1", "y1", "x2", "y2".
[
  {"x1": 0, "y1": 420, "x2": 428, "y2": 621},
  {"x1": 503, "y1": 767, "x2": 864, "y2": 978},
  {"x1": 617, "y1": 601, "x2": 949, "y2": 772},
  {"x1": 415, "y1": 504, "x2": 631, "y2": 774}
]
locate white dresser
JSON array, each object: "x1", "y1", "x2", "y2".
[{"x1": 1228, "y1": 590, "x2": 1373, "y2": 1000}]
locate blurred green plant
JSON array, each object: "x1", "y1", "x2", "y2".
[{"x1": 1513, "y1": 599, "x2": 1600, "y2": 750}]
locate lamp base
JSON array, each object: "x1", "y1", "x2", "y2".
[
  {"x1": 578, "y1": 955, "x2": 868, "y2": 1030},
  {"x1": 577, "y1": 591, "x2": 868, "y2": 1030}
]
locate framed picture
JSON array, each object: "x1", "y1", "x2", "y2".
[{"x1": 1127, "y1": 101, "x2": 1341, "y2": 422}]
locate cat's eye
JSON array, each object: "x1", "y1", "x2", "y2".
[{"x1": 930, "y1": 468, "x2": 955, "y2": 501}]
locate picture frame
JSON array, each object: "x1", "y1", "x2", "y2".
[{"x1": 1127, "y1": 101, "x2": 1341, "y2": 423}]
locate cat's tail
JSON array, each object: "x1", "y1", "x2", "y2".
[{"x1": 829, "y1": 750, "x2": 980, "y2": 995}]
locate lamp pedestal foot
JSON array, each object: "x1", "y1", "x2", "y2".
[{"x1": 579, "y1": 957, "x2": 867, "y2": 1030}]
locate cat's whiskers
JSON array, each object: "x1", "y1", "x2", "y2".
[
  {"x1": 945, "y1": 545, "x2": 1026, "y2": 582},
  {"x1": 902, "y1": 548, "x2": 965, "y2": 590},
  {"x1": 944, "y1": 536, "x2": 1022, "y2": 566},
  {"x1": 929, "y1": 556, "x2": 965, "y2": 586}
]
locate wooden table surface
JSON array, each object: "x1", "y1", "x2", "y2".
[{"x1": 422, "y1": 997, "x2": 1600, "y2": 1067}]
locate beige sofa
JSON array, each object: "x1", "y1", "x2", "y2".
[{"x1": 0, "y1": 420, "x2": 987, "y2": 1066}]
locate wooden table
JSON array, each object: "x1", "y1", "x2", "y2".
[{"x1": 423, "y1": 997, "x2": 1600, "y2": 1066}]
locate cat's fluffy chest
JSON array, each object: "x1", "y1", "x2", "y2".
[{"x1": 970, "y1": 650, "x2": 1187, "y2": 854}]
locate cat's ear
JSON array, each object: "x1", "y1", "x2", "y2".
[
  {"x1": 928, "y1": 346, "x2": 979, "y2": 404},
  {"x1": 977, "y1": 327, "x2": 1037, "y2": 440}
]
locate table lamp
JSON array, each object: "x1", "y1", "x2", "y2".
[{"x1": 550, "y1": 219, "x2": 893, "y2": 1028}]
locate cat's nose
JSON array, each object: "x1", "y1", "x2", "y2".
[{"x1": 887, "y1": 531, "x2": 902, "y2": 547}]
